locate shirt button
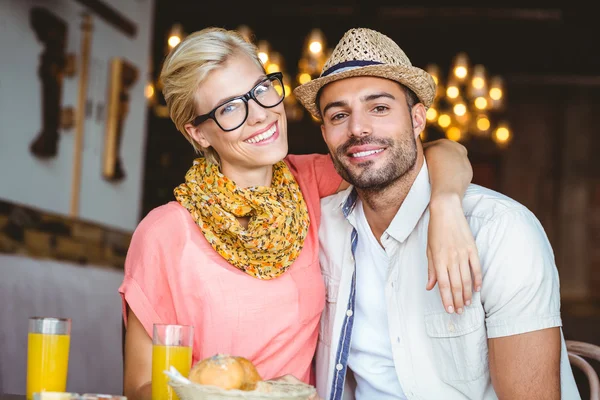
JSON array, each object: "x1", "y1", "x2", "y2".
[
  {"x1": 336, "y1": 363, "x2": 343, "y2": 371},
  {"x1": 346, "y1": 310, "x2": 353, "y2": 317},
  {"x1": 397, "y1": 336, "x2": 401, "y2": 343},
  {"x1": 448, "y1": 322, "x2": 455, "y2": 333}
]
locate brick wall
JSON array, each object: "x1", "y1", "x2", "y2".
[{"x1": 0, "y1": 199, "x2": 130, "y2": 269}]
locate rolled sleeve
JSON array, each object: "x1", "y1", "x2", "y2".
[
  {"x1": 477, "y1": 209, "x2": 562, "y2": 339},
  {"x1": 119, "y1": 274, "x2": 163, "y2": 334}
]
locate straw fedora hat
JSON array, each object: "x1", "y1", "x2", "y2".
[{"x1": 294, "y1": 28, "x2": 436, "y2": 119}]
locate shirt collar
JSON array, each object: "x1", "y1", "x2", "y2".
[
  {"x1": 386, "y1": 160, "x2": 431, "y2": 243},
  {"x1": 338, "y1": 159, "x2": 431, "y2": 243},
  {"x1": 338, "y1": 186, "x2": 358, "y2": 218}
]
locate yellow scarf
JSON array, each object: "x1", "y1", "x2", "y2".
[{"x1": 174, "y1": 158, "x2": 310, "y2": 279}]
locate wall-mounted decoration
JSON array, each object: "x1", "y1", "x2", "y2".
[
  {"x1": 70, "y1": 14, "x2": 93, "y2": 217},
  {"x1": 103, "y1": 58, "x2": 138, "y2": 182},
  {"x1": 73, "y1": 0, "x2": 137, "y2": 38},
  {"x1": 29, "y1": 7, "x2": 76, "y2": 159}
]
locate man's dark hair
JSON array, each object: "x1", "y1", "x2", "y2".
[{"x1": 403, "y1": 85, "x2": 419, "y2": 110}]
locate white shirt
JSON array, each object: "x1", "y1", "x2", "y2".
[
  {"x1": 347, "y1": 201, "x2": 407, "y2": 400},
  {"x1": 316, "y1": 160, "x2": 580, "y2": 400}
]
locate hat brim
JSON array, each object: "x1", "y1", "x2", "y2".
[{"x1": 293, "y1": 64, "x2": 436, "y2": 120}]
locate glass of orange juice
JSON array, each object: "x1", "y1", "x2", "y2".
[
  {"x1": 152, "y1": 324, "x2": 194, "y2": 400},
  {"x1": 27, "y1": 317, "x2": 71, "y2": 400}
]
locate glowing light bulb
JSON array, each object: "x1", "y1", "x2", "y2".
[
  {"x1": 490, "y1": 88, "x2": 503, "y2": 100},
  {"x1": 453, "y1": 103, "x2": 467, "y2": 117},
  {"x1": 309, "y1": 41, "x2": 322, "y2": 54},
  {"x1": 475, "y1": 97, "x2": 488, "y2": 110},
  {"x1": 298, "y1": 73, "x2": 312, "y2": 85},
  {"x1": 446, "y1": 86, "x2": 459, "y2": 98},
  {"x1": 145, "y1": 83, "x2": 154, "y2": 99},
  {"x1": 495, "y1": 127, "x2": 510, "y2": 142},
  {"x1": 426, "y1": 108, "x2": 438, "y2": 121},
  {"x1": 438, "y1": 114, "x2": 451, "y2": 128},
  {"x1": 168, "y1": 35, "x2": 181, "y2": 48},
  {"x1": 454, "y1": 66, "x2": 467, "y2": 79},
  {"x1": 446, "y1": 127, "x2": 462, "y2": 141},
  {"x1": 476, "y1": 116, "x2": 490, "y2": 131}
]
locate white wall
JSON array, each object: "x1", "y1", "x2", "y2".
[{"x1": 0, "y1": 0, "x2": 155, "y2": 231}]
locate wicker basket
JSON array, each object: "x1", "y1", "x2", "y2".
[{"x1": 165, "y1": 368, "x2": 316, "y2": 400}]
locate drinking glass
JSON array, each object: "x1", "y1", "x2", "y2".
[
  {"x1": 27, "y1": 317, "x2": 71, "y2": 400},
  {"x1": 151, "y1": 324, "x2": 194, "y2": 400}
]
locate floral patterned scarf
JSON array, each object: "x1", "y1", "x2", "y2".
[{"x1": 174, "y1": 158, "x2": 310, "y2": 279}]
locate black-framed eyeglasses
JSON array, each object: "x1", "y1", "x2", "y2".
[{"x1": 191, "y1": 72, "x2": 285, "y2": 132}]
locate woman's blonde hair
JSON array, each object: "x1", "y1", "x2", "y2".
[{"x1": 159, "y1": 27, "x2": 264, "y2": 164}]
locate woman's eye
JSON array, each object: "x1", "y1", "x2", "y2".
[
  {"x1": 255, "y1": 82, "x2": 271, "y2": 95},
  {"x1": 220, "y1": 103, "x2": 238, "y2": 115}
]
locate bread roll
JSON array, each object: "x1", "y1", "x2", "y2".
[
  {"x1": 188, "y1": 354, "x2": 262, "y2": 391},
  {"x1": 235, "y1": 356, "x2": 262, "y2": 391}
]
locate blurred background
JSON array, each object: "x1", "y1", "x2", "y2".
[{"x1": 0, "y1": 0, "x2": 599, "y2": 397}]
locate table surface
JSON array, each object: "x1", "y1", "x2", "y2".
[{"x1": 0, "y1": 395, "x2": 25, "y2": 400}]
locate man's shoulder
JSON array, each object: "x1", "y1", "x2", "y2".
[
  {"x1": 462, "y1": 184, "x2": 533, "y2": 225},
  {"x1": 461, "y1": 185, "x2": 552, "y2": 252},
  {"x1": 320, "y1": 184, "x2": 543, "y2": 233}
]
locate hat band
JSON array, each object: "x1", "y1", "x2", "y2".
[{"x1": 321, "y1": 60, "x2": 384, "y2": 78}]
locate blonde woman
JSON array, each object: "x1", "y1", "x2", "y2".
[{"x1": 120, "y1": 27, "x2": 481, "y2": 399}]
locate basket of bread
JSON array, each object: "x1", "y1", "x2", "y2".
[{"x1": 165, "y1": 354, "x2": 317, "y2": 400}]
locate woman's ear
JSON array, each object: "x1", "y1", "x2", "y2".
[
  {"x1": 184, "y1": 123, "x2": 211, "y2": 149},
  {"x1": 411, "y1": 103, "x2": 427, "y2": 139}
]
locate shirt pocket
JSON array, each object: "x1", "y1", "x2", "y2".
[
  {"x1": 424, "y1": 303, "x2": 488, "y2": 383},
  {"x1": 318, "y1": 274, "x2": 339, "y2": 346}
]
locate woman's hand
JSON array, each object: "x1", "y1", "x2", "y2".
[
  {"x1": 427, "y1": 193, "x2": 482, "y2": 314},
  {"x1": 423, "y1": 138, "x2": 481, "y2": 314}
]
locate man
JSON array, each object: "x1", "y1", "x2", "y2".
[{"x1": 294, "y1": 28, "x2": 580, "y2": 400}]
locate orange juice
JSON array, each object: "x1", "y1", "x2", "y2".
[
  {"x1": 152, "y1": 344, "x2": 192, "y2": 400},
  {"x1": 26, "y1": 332, "x2": 70, "y2": 400}
]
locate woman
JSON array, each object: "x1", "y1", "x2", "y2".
[{"x1": 120, "y1": 27, "x2": 480, "y2": 399}]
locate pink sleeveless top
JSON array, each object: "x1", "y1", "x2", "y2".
[{"x1": 119, "y1": 154, "x2": 341, "y2": 383}]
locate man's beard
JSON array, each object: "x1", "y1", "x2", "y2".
[{"x1": 330, "y1": 132, "x2": 417, "y2": 191}]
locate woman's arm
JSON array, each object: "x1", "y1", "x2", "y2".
[
  {"x1": 123, "y1": 307, "x2": 153, "y2": 400},
  {"x1": 423, "y1": 139, "x2": 482, "y2": 314}
]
